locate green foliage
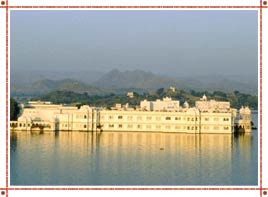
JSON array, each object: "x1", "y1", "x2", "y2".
[
  {"x1": 34, "y1": 91, "x2": 90, "y2": 104},
  {"x1": 10, "y1": 98, "x2": 20, "y2": 121},
  {"x1": 156, "y1": 88, "x2": 165, "y2": 96},
  {"x1": 33, "y1": 89, "x2": 258, "y2": 110},
  {"x1": 229, "y1": 91, "x2": 258, "y2": 109}
]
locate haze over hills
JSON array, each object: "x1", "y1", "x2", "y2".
[
  {"x1": 94, "y1": 69, "x2": 257, "y2": 95},
  {"x1": 10, "y1": 69, "x2": 105, "y2": 85},
  {"x1": 93, "y1": 69, "x2": 186, "y2": 90},
  {"x1": 11, "y1": 78, "x2": 106, "y2": 96},
  {"x1": 11, "y1": 68, "x2": 258, "y2": 96}
]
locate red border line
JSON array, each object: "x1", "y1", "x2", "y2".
[
  {"x1": 0, "y1": 5, "x2": 264, "y2": 9},
  {"x1": 1, "y1": 2, "x2": 265, "y2": 196},
  {"x1": 5, "y1": 187, "x2": 267, "y2": 191},
  {"x1": 1, "y1": 187, "x2": 268, "y2": 191},
  {"x1": 260, "y1": 0, "x2": 263, "y2": 197},
  {"x1": 5, "y1": 1, "x2": 9, "y2": 197}
]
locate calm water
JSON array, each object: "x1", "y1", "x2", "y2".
[{"x1": 10, "y1": 114, "x2": 258, "y2": 186}]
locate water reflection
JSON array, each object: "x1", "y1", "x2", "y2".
[
  {"x1": 10, "y1": 130, "x2": 257, "y2": 185},
  {"x1": 232, "y1": 132, "x2": 257, "y2": 185},
  {"x1": 10, "y1": 131, "x2": 18, "y2": 152}
]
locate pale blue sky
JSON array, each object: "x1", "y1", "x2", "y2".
[{"x1": 11, "y1": 10, "x2": 258, "y2": 76}]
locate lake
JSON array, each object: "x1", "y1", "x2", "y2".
[{"x1": 10, "y1": 113, "x2": 258, "y2": 186}]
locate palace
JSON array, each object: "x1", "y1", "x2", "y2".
[{"x1": 10, "y1": 95, "x2": 252, "y2": 134}]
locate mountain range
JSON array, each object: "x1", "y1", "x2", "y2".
[
  {"x1": 11, "y1": 78, "x2": 105, "y2": 96},
  {"x1": 11, "y1": 68, "x2": 258, "y2": 96}
]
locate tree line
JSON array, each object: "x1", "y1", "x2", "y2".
[{"x1": 33, "y1": 88, "x2": 257, "y2": 109}]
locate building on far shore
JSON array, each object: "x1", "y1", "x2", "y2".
[
  {"x1": 126, "y1": 92, "x2": 134, "y2": 98},
  {"x1": 10, "y1": 96, "x2": 251, "y2": 134},
  {"x1": 169, "y1": 86, "x2": 176, "y2": 92}
]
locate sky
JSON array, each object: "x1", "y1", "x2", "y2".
[{"x1": 10, "y1": 10, "x2": 258, "y2": 77}]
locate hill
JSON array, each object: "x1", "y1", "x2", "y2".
[
  {"x1": 93, "y1": 69, "x2": 191, "y2": 90},
  {"x1": 93, "y1": 69, "x2": 257, "y2": 95},
  {"x1": 11, "y1": 69, "x2": 258, "y2": 97},
  {"x1": 10, "y1": 69, "x2": 105, "y2": 86},
  {"x1": 11, "y1": 78, "x2": 106, "y2": 96}
]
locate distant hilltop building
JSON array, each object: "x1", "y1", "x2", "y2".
[
  {"x1": 126, "y1": 92, "x2": 134, "y2": 98},
  {"x1": 10, "y1": 96, "x2": 251, "y2": 134},
  {"x1": 169, "y1": 86, "x2": 176, "y2": 92}
]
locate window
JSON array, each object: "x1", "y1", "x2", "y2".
[
  {"x1": 118, "y1": 124, "x2": 123, "y2": 128},
  {"x1": 118, "y1": 115, "x2": 123, "y2": 119},
  {"x1": 166, "y1": 125, "x2": 171, "y2": 129},
  {"x1": 109, "y1": 124, "x2": 114, "y2": 128},
  {"x1": 213, "y1": 126, "x2": 219, "y2": 130},
  {"x1": 137, "y1": 124, "x2": 142, "y2": 129},
  {"x1": 156, "y1": 125, "x2": 161, "y2": 129},
  {"x1": 175, "y1": 125, "x2": 181, "y2": 129},
  {"x1": 224, "y1": 126, "x2": 229, "y2": 130},
  {"x1": 84, "y1": 115, "x2": 87, "y2": 119},
  {"x1": 175, "y1": 117, "x2": 181, "y2": 120},
  {"x1": 127, "y1": 124, "x2": 133, "y2": 128},
  {"x1": 137, "y1": 116, "x2": 142, "y2": 120},
  {"x1": 146, "y1": 125, "x2": 152, "y2": 129},
  {"x1": 214, "y1": 117, "x2": 219, "y2": 121},
  {"x1": 109, "y1": 115, "x2": 113, "y2": 120},
  {"x1": 156, "y1": 116, "x2": 161, "y2": 121},
  {"x1": 84, "y1": 125, "x2": 87, "y2": 128},
  {"x1": 166, "y1": 117, "x2": 171, "y2": 120},
  {"x1": 191, "y1": 118, "x2": 194, "y2": 121},
  {"x1": 127, "y1": 116, "x2": 133, "y2": 120},
  {"x1": 146, "y1": 116, "x2": 152, "y2": 120},
  {"x1": 204, "y1": 117, "x2": 209, "y2": 121},
  {"x1": 223, "y1": 118, "x2": 229, "y2": 121}
]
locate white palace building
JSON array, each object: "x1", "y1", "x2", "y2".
[{"x1": 10, "y1": 95, "x2": 252, "y2": 134}]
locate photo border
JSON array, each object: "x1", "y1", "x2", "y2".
[{"x1": 0, "y1": 1, "x2": 266, "y2": 196}]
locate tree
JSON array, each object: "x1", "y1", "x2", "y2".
[
  {"x1": 156, "y1": 88, "x2": 164, "y2": 96},
  {"x1": 234, "y1": 90, "x2": 240, "y2": 95},
  {"x1": 10, "y1": 98, "x2": 20, "y2": 121},
  {"x1": 212, "y1": 91, "x2": 227, "y2": 98}
]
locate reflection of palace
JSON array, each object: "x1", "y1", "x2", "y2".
[
  {"x1": 10, "y1": 95, "x2": 251, "y2": 133},
  {"x1": 10, "y1": 126, "x2": 255, "y2": 185}
]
